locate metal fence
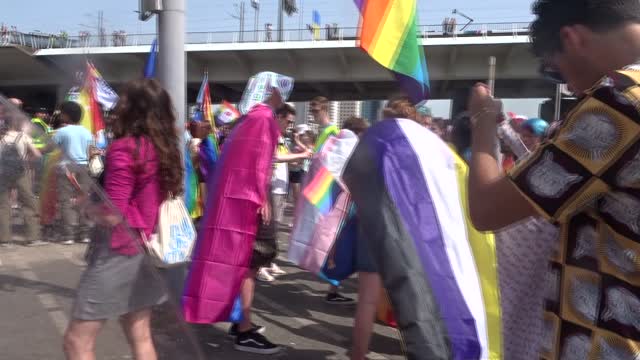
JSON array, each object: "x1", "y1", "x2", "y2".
[{"x1": 0, "y1": 22, "x2": 531, "y2": 50}]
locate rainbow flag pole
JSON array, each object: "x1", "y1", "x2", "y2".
[{"x1": 354, "y1": 0, "x2": 430, "y2": 103}]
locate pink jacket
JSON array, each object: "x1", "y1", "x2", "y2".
[
  {"x1": 182, "y1": 104, "x2": 279, "y2": 323},
  {"x1": 104, "y1": 136, "x2": 162, "y2": 255}
]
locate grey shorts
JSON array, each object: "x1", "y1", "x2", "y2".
[{"x1": 71, "y1": 228, "x2": 167, "y2": 320}]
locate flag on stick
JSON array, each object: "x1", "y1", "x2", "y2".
[{"x1": 355, "y1": 0, "x2": 430, "y2": 102}]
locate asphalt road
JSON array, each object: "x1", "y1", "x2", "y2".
[{"x1": 0, "y1": 211, "x2": 404, "y2": 360}]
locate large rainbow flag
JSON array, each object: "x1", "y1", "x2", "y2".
[
  {"x1": 355, "y1": 0, "x2": 429, "y2": 102},
  {"x1": 79, "y1": 63, "x2": 105, "y2": 135},
  {"x1": 67, "y1": 62, "x2": 117, "y2": 136},
  {"x1": 343, "y1": 118, "x2": 501, "y2": 360},
  {"x1": 185, "y1": 73, "x2": 219, "y2": 218}
]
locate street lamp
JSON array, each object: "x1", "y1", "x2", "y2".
[{"x1": 452, "y1": 9, "x2": 474, "y2": 32}]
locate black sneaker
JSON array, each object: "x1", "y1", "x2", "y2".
[
  {"x1": 234, "y1": 330, "x2": 281, "y2": 354},
  {"x1": 228, "y1": 323, "x2": 266, "y2": 338},
  {"x1": 325, "y1": 292, "x2": 355, "y2": 305}
]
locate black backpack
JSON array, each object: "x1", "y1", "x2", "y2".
[{"x1": 0, "y1": 132, "x2": 26, "y2": 185}]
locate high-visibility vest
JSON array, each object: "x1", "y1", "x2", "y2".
[{"x1": 30, "y1": 118, "x2": 51, "y2": 149}]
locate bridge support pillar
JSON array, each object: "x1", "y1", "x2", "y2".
[{"x1": 158, "y1": 0, "x2": 186, "y2": 143}]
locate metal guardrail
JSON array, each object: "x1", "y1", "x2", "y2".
[{"x1": 0, "y1": 22, "x2": 531, "y2": 50}]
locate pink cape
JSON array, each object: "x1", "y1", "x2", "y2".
[{"x1": 182, "y1": 104, "x2": 279, "y2": 323}]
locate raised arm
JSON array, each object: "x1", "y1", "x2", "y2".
[{"x1": 468, "y1": 84, "x2": 536, "y2": 231}]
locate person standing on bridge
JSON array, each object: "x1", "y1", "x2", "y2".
[{"x1": 308, "y1": 96, "x2": 356, "y2": 305}]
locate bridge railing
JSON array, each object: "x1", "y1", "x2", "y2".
[{"x1": 0, "y1": 22, "x2": 531, "y2": 50}]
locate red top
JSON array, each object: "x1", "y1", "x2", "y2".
[{"x1": 104, "y1": 136, "x2": 162, "y2": 255}]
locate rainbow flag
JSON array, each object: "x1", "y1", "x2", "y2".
[
  {"x1": 214, "y1": 100, "x2": 241, "y2": 126},
  {"x1": 302, "y1": 166, "x2": 339, "y2": 215},
  {"x1": 68, "y1": 62, "x2": 107, "y2": 135},
  {"x1": 184, "y1": 140, "x2": 202, "y2": 219},
  {"x1": 355, "y1": 0, "x2": 429, "y2": 102},
  {"x1": 197, "y1": 73, "x2": 213, "y2": 123}
]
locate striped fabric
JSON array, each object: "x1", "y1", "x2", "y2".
[
  {"x1": 355, "y1": 0, "x2": 429, "y2": 102},
  {"x1": 343, "y1": 118, "x2": 501, "y2": 360},
  {"x1": 288, "y1": 130, "x2": 359, "y2": 281}
]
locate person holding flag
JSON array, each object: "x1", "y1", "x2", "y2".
[{"x1": 307, "y1": 95, "x2": 356, "y2": 304}]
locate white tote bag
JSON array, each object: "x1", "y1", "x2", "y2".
[{"x1": 144, "y1": 197, "x2": 197, "y2": 268}]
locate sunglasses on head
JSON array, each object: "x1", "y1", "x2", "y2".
[{"x1": 539, "y1": 63, "x2": 566, "y2": 84}]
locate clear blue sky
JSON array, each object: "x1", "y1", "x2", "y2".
[{"x1": 2, "y1": 0, "x2": 535, "y2": 36}]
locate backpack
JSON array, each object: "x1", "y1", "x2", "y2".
[{"x1": 0, "y1": 133, "x2": 26, "y2": 185}]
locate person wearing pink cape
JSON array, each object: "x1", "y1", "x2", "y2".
[{"x1": 182, "y1": 72, "x2": 294, "y2": 355}]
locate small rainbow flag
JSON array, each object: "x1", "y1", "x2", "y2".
[
  {"x1": 197, "y1": 72, "x2": 213, "y2": 123},
  {"x1": 303, "y1": 166, "x2": 339, "y2": 214},
  {"x1": 355, "y1": 0, "x2": 429, "y2": 102},
  {"x1": 214, "y1": 100, "x2": 241, "y2": 126}
]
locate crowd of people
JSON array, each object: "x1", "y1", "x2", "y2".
[{"x1": 2, "y1": 0, "x2": 640, "y2": 359}]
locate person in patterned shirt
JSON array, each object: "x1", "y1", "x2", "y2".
[{"x1": 468, "y1": 0, "x2": 640, "y2": 358}]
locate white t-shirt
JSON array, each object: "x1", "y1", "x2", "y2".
[
  {"x1": 271, "y1": 137, "x2": 289, "y2": 195},
  {"x1": 1, "y1": 131, "x2": 33, "y2": 158}
]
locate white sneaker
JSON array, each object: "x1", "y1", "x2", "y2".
[
  {"x1": 61, "y1": 240, "x2": 75, "y2": 245},
  {"x1": 80, "y1": 238, "x2": 90, "y2": 244},
  {"x1": 256, "y1": 268, "x2": 275, "y2": 282},
  {"x1": 269, "y1": 263, "x2": 286, "y2": 276}
]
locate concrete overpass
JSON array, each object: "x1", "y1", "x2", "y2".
[{"x1": 0, "y1": 23, "x2": 551, "y2": 108}]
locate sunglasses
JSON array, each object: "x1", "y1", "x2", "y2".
[{"x1": 539, "y1": 63, "x2": 566, "y2": 84}]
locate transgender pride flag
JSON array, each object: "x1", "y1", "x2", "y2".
[{"x1": 343, "y1": 119, "x2": 502, "y2": 360}]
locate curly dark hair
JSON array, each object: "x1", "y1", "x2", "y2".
[
  {"x1": 530, "y1": 0, "x2": 640, "y2": 57},
  {"x1": 111, "y1": 78, "x2": 184, "y2": 197}
]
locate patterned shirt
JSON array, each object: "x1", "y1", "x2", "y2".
[{"x1": 508, "y1": 63, "x2": 640, "y2": 359}]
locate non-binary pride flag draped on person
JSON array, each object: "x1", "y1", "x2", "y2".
[
  {"x1": 354, "y1": 0, "x2": 429, "y2": 102},
  {"x1": 343, "y1": 119, "x2": 501, "y2": 360}
]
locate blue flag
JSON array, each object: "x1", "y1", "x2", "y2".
[{"x1": 144, "y1": 39, "x2": 158, "y2": 78}]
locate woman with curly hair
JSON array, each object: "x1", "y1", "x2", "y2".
[{"x1": 63, "y1": 78, "x2": 183, "y2": 360}]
